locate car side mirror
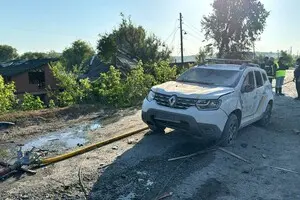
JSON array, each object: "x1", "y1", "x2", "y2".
[{"x1": 242, "y1": 84, "x2": 254, "y2": 93}]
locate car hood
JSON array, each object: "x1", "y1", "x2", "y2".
[{"x1": 152, "y1": 81, "x2": 234, "y2": 99}]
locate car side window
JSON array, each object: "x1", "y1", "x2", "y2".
[
  {"x1": 255, "y1": 71, "x2": 263, "y2": 87},
  {"x1": 242, "y1": 71, "x2": 255, "y2": 93},
  {"x1": 262, "y1": 72, "x2": 267, "y2": 82},
  {"x1": 242, "y1": 71, "x2": 255, "y2": 87}
]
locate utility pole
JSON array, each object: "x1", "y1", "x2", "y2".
[{"x1": 179, "y1": 13, "x2": 184, "y2": 65}]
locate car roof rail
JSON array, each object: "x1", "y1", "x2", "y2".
[{"x1": 202, "y1": 58, "x2": 259, "y2": 69}]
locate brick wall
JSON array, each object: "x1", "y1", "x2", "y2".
[{"x1": 12, "y1": 64, "x2": 57, "y2": 95}]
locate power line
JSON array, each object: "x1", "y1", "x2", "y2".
[
  {"x1": 169, "y1": 28, "x2": 179, "y2": 48},
  {"x1": 164, "y1": 19, "x2": 178, "y2": 44},
  {"x1": 185, "y1": 30, "x2": 203, "y2": 42},
  {"x1": 183, "y1": 20, "x2": 202, "y2": 34}
]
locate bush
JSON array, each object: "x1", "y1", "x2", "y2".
[
  {"x1": 21, "y1": 93, "x2": 44, "y2": 111},
  {"x1": 49, "y1": 99, "x2": 56, "y2": 108},
  {"x1": 153, "y1": 60, "x2": 177, "y2": 84},
  {"x1": 50, "y1": 62, "x2": 92, "y2": 106},
  {"x1": 0, "y1": 75, "x2": 17, "y2": 113},
  {"x1": 124, "y1": 63, "x2": 155, "y2": 106},
  {"x1": 93, "y1": 66, "x2": 125, "y2": 107}
]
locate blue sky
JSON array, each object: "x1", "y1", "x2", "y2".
[{"x1": 1, "y1": 0, "x2": 299, "y2": 56}]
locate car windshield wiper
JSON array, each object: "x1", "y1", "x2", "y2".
[{"x1": 177, "y1": 80, "x2": 215, "y2": 85}]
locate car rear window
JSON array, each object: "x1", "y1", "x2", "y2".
[{"x1": 255, "y1": 71, "x2": 263, "y2": 87}]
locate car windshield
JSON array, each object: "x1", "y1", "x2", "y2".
[{"x1": 177, "y1": 67, "x2": 241, "y2": 87}]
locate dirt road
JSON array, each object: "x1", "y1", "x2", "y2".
[{"x1": 1, "y1": 70, "x2": 300, "y2": 200}]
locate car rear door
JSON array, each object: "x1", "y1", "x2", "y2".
[
  {"x1": 240, "y1": 70, "x2": 257, "y2": 120},
  {"x1": 253, "y1": 71, "x2": 270, "y2": 118}
]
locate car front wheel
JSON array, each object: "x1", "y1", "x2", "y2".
[
  {"x1": 219, "y1": 114, "x2": 239, "y2": 147},
  {"x1": 148, "y1": 125, "x2": 165, "y2": 134}
]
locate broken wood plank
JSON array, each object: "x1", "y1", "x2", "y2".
[
  {"x1": 218, "y1": 147, "x2": 252, "y2": 164},
  {"x1": 168, "y1": 148, "x2": 216, "y2": 161},
  {"x1": 266, "y1": 165, "x2": 300, "y2": 175}
]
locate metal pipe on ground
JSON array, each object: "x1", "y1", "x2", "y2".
[{"x1": 40, "y1": 127, "x2": 149, "y2": 165}]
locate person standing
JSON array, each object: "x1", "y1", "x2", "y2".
[
  {"x1": 260, "y1": 56, "x2": 269, "y2": 70},
  {"x1": 267, "y1": 57, "x2": 277, "y2": 85},
  {"x1": 294, "y1": 58, "x2": 300, "y2": 100},
  {"x1": 275, "y1": 57, "x2": 289, "y2": 95}
]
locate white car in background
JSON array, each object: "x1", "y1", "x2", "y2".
[{"x1": 142, "y1": 59, "x2": 274, "y2": 146}]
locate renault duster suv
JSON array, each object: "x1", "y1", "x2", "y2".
[{"x1": 142, "y1": 59, "x2": 274, "y2": 146}]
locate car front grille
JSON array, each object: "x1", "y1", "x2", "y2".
[{"x1": 154, "y1": 92, "x2": 197, "y2": 109}]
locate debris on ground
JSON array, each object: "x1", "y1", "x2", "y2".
[
  {"x1": 157, "y1": 192, "x2": 173, "y2": 200},
  {"x1": 293, "y1": 129, "x2": 300, "y2": 134},
  {"x1": 112, "y1": 146, "x2": 118, "y2": 150},
  {"x1": 0, "y1": 121, "x2": 15, "y2": 130},
  {"x1": 262, "y1": 154, "x2": 267, "y2": 159}
]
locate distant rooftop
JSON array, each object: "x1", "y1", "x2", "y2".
[{"x1": 0, "y1": 58, "x2": 58, "y2": 77}]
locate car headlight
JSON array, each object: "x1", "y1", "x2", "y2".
[
  {"x1": 195, "y1": 99, "x2": 222, "y2": 110},
  {"x1": 146, "y1": 90, "x2": 155, "y2": 102}
]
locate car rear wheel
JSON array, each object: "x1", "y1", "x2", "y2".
[
  {"x1": 219, "y1": 114, "x2": 239, "y2": 147},
  {"x1": 148, "y1": 125, "x2": 165, "y2": 134},
  {"x1": 258, "y1": 103, "x2": 272, "y2": 127}
]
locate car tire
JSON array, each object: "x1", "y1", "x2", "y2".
[
  {"x1": 258, "y1": 103, "x2": 272, "y2": 127},
  {"x1": 148, "y1": 125, "x2": 165, "y2": 134},
  {"x1": 219, "y1": 114, "x2": 239, "y2": 147}
]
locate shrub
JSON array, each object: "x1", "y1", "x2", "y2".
[
  {"x1": 21, "y1": 93, "x2": 44, "y2": 111},
  {"x1": 50, "y1": 62, "x2": 92, "y2": 106},
  {"x1": 153, "y1": 60, "x2": 177, "y2": 84},
  {"x1": 49, "y1": 99, "x2": 56, "y2": 108},
  {"x1": 0, "y1": 75, "x2": 17, "y2": 113},
  {"x1": 93, "y1": 66, "x2": 125, "y2": 107},
  {"x1": 124, "y1": 63, "x2": 155, "y2": 106}
]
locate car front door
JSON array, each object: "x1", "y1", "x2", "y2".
[{"x1": 240, "y1": 71, "x2": 257, "y2": 121}]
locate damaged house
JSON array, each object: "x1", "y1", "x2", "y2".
[
  {"x1": 0, "y1": 58, "x2": 58, "y2": 102},
  {"x1": 80, "y1": 49, "x2": 138, "y2": 80}
]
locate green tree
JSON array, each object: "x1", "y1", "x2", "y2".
[
  {"x1": 19, "y1": 51, "x2": 61, "y2": 60},
  {"x1": 195, "y1": 45, "x2": 214, "y2": 64},
  {"x1": 201, "y1": 0, "x2": 269, "y2": 58},
  {"x1": 62, "y1": 40, "x2": 95, "y2": 72},
  {"x1": 280, "y1": 50, "x2": 294, "y2": 68},
  {"x1": 21, "y1": 93, "x2": 44, "y2": 111},
  {"x1": 0, "y1": 75, "x2": 17, "y2": 112},
  {"x1": 0, "y1": 45, "x2": 18, "y2": 62},
  {"x1": 50, "y1": 62, "x2": 92, "y2": 106},
  {"x1": 20, "y1": 52, "x2": 48, "y2": 60},
  {"x1": 97, "y1": 14, "x2": 171, "y2": 66}
]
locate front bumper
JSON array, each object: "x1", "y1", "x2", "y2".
[{"x1": 142, "y1": 99, "x2": 228, "y2": 138}]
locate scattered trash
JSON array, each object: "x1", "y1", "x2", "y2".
[
  {"x1": 262, "y1": 154, "x2": 267, "y2": 159},
  {"x1": 146, "y1": 180, "x2": 154, "y2": 186},
  {"x1": 112, "y1": 146, "x2": 118, "y2": 150},
  {"x1": 137, "y1": 171, "x2": 147, "y2": 176},
  {"x1": 241, "y1": 143, "x2": 248, "y2": 148},
  {"x1": 157, "y1": 192, "x2": 173, "y2": 200},
  {"x1": 90, "y1": 123, "x2": 102, "y2": 131},
  {"x1": 127, "y1": 138, "x2": 135, "y2": 144}
]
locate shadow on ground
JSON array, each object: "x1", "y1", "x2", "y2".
[{"x1": 88, "y1": 130, "x2": 220, "y2": 200}]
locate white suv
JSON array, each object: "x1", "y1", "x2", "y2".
[{"x1": 142, "y1": 60, "x2": 274, "y2": 146}]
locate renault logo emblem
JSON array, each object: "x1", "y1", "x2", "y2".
[{"x1": 168, "y1": 95, "x2": 177, "y2": 107}]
